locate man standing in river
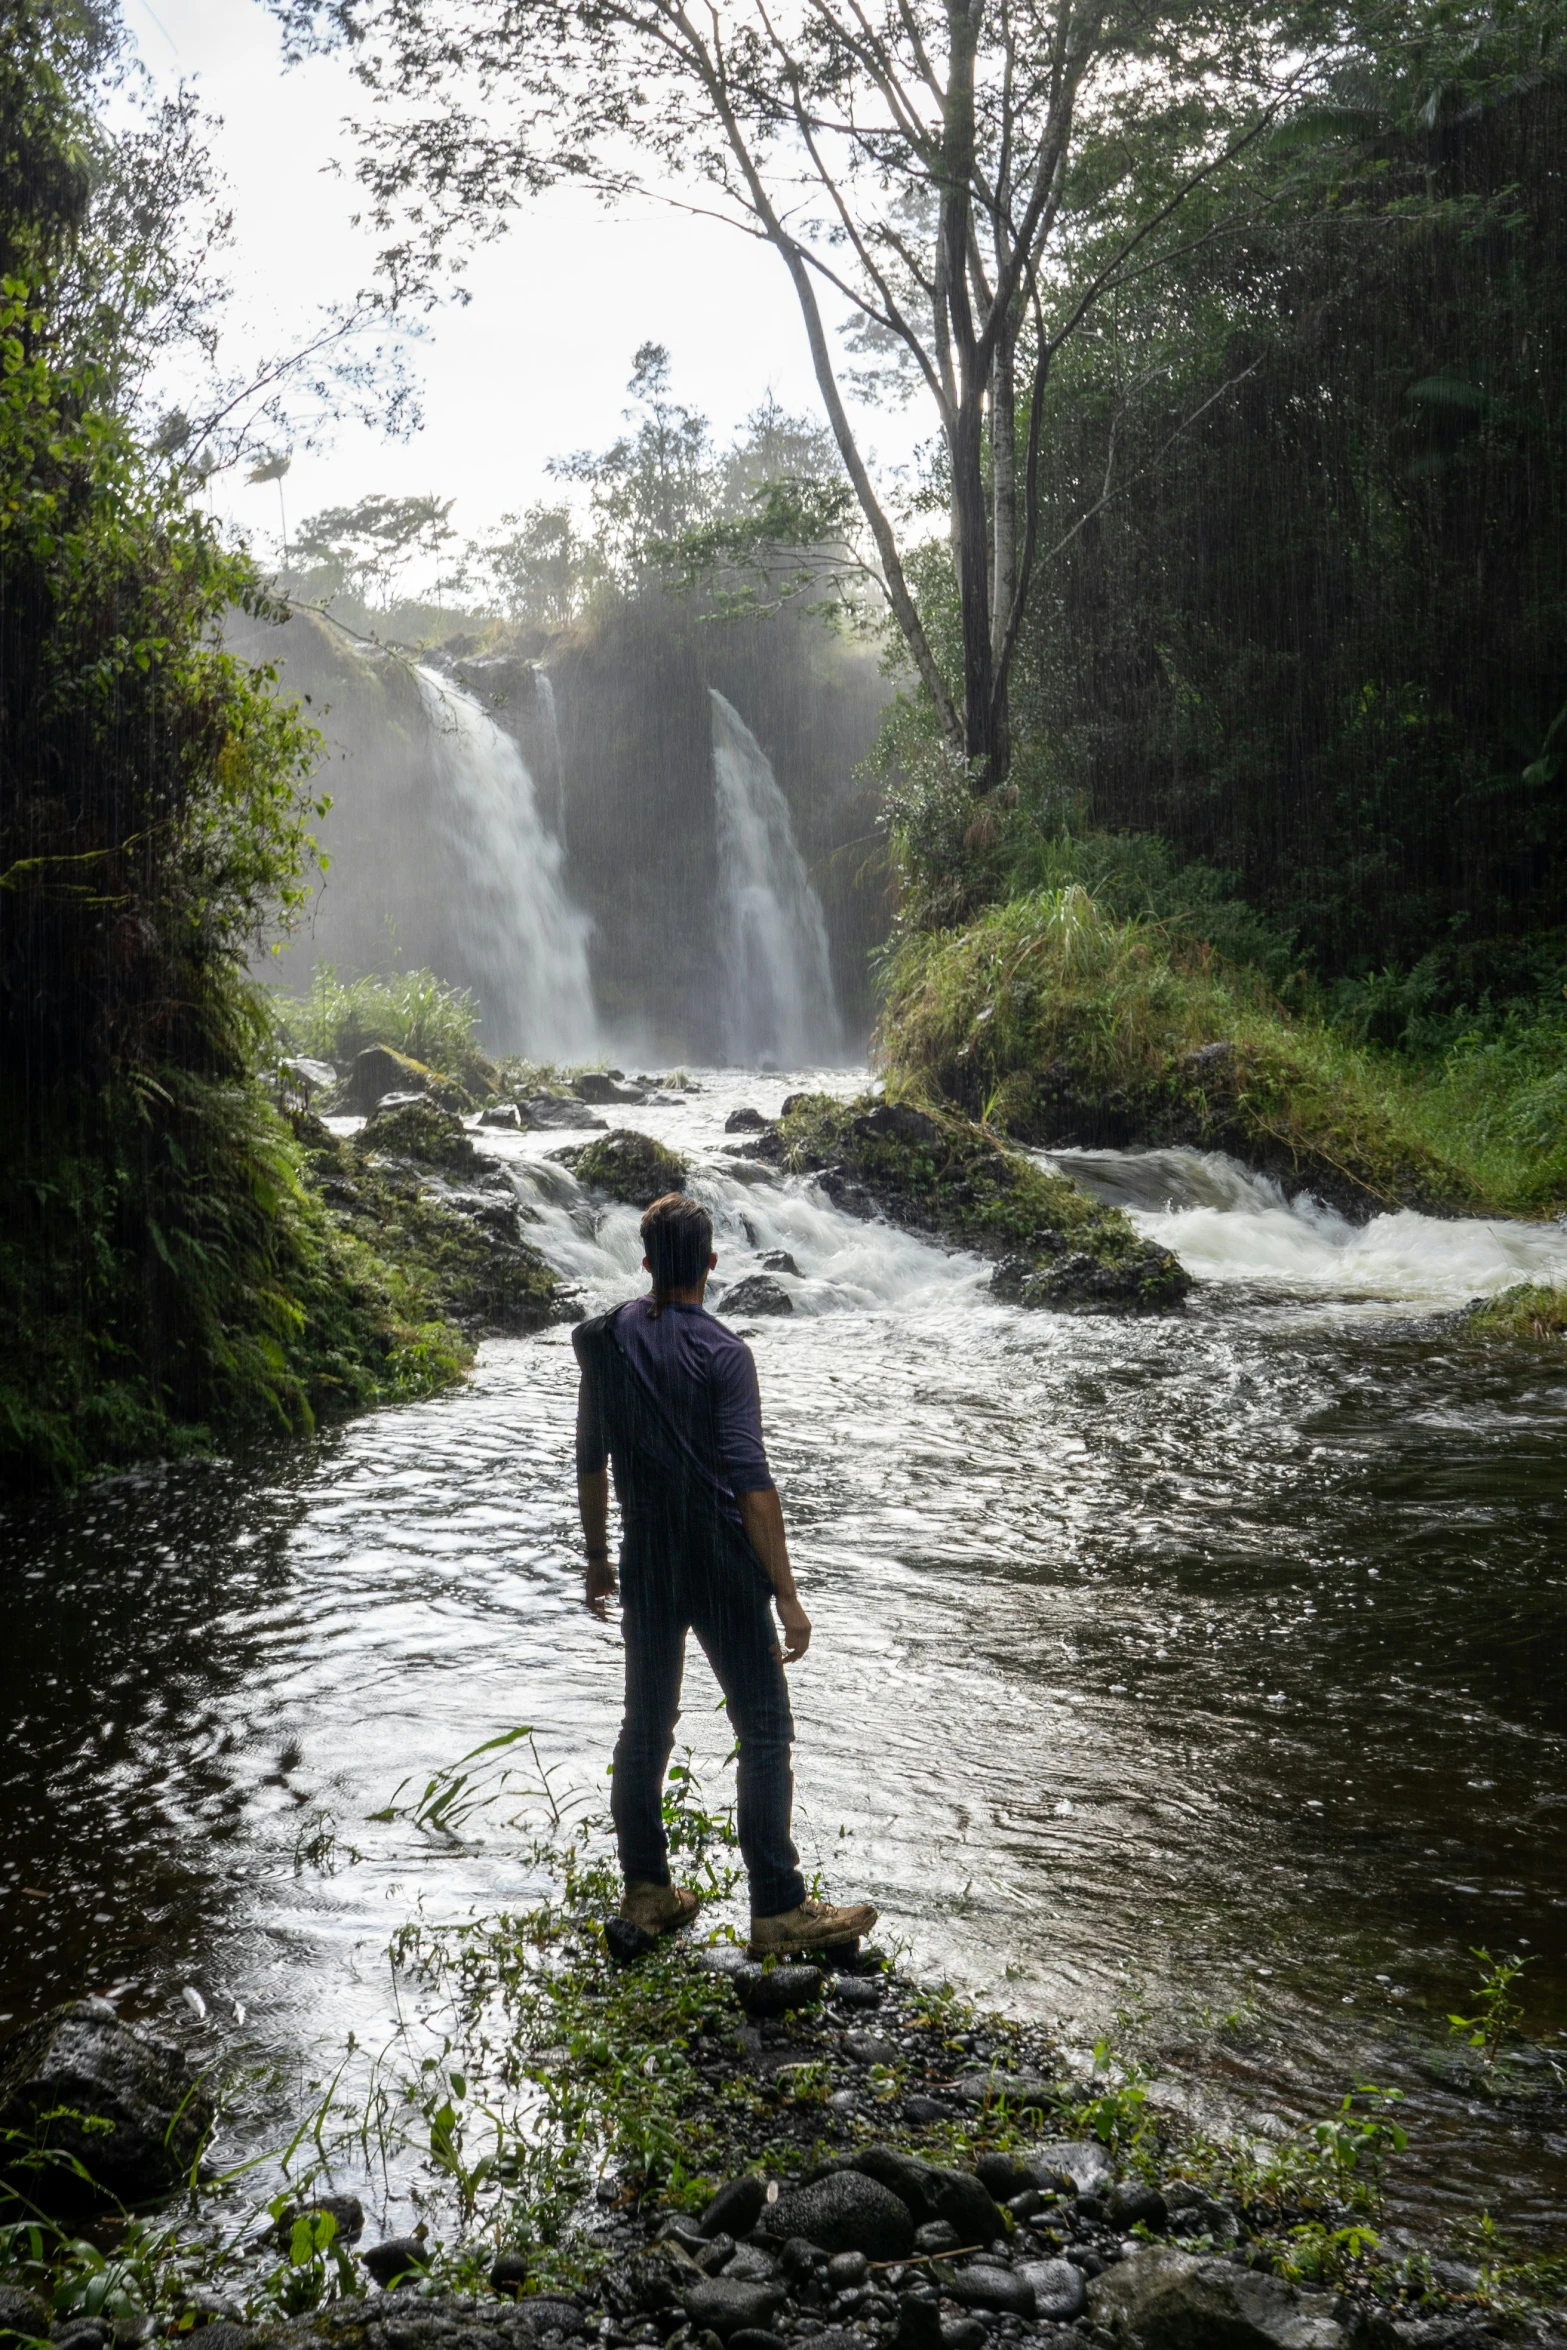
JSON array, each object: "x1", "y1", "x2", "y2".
[{"x1": 573, "y1": 1192, "x2": 877, "y2": 1954}]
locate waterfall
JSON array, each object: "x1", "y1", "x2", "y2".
[
  {"x1": 536, "y1": 669, "x2": 567, "y2": 850},
  {"x1": 710, "y1": 689, "x2": 842, "y2": 1068},
  {"x1": 416, "y1": 668, "x2": 598, "y2": 1059}
]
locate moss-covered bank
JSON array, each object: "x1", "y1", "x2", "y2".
[
  {"x1": 1464, "y1": 1284, "x2": 1567, "y2": 1344},
  {"x1": 877, "y1": 889, "x2": 1487, "y2": 1223},
  {"x1": 746, "y1": 1093, "x2": 1190, "y2": 1311}
]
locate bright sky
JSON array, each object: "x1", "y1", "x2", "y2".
[{"x1": 126, "y1": 0, "x2": 922, "y2": 565}]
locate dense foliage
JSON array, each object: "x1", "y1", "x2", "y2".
[{"x1": 0, "y1": 2, "x2": 463, "y2": 1485}]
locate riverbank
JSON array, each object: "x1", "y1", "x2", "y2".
[
  {"x1": 874, "y1": 889, "x2": 1567, "y2": 1225},
  {"x1": 2, "y1": 1812, "x2": 1563, "y2": 2350}
]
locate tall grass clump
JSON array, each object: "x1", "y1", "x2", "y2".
[
  {"x1": 878, "y1": 886, "x2": 1486, "y2": 1218},
  {"x1": 274, "y1": 965, "x2": 487, "y2": 1084}
]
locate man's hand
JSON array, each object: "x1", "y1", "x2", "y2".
[
  {"x1": 585, "y1": 1553, "x2": 617, "y2": 1618},
  {"x1": 776, "y1": 1592, "x2": 812, "y2": 1662}
]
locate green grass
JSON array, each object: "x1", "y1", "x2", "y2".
[
  {"x1": 876, "y1": 886, "x2": 1537, "y2": 1219},
  {"x1": 271, "y1": 965, "x2": 493, "y2": 1088},
  {"x1": 1464, "y1": 1284, "x2": 1567, "y2": 1343}
]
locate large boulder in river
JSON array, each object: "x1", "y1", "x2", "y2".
[
  {"x1": 342, "y1": 1044, "x2": 472, "y2": 1115},
  {"x1": 716, "y1": 1274, "x2": 793, "y2": 1319},
  {"x1": 1088, "y1": 2246, "x2": 1380, "y2": 2350},
  {"x1": 356, "y1": 1097, "x2": 478, "y2": 1170},
  {"x1": 850, "y1": 2148, "x2": 1001, "y2": 2246},
  {"x1": 0, "y1": 2000, "x2": 213, "y2": 2208},
  {"x1": 567, "y1": 1128, "x2": 687, "y2": 1207},
  {"x1": 763, "y1": 2169, "x2": 914, "y2": 2260}
]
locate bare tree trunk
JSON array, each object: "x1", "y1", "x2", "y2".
[{"x1": 989, "y1": 329, "x2": 1017, "y2": 782}]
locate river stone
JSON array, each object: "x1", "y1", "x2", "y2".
[
  {"x1": 1023, "y1": 2139, "x2": 1113, "y2": 2195},
  {"x1": 0, "y1": 2000, "x2": 214, "y2": 2209},
  {"x1": 271, "y1": 2191, "x2": 365, "y2": 2246},
  {"x1": 758, "y1": 1250, "x2": 800, "y2": 1275},
  {"x1": 524, "y1": 1095, "x2": 609, "y2": 1131},
  {"x1": 725, "y1": 1107, "x2": 771, "y2": 1133},
  {"x1": 569, "y1": 1128, "x2": 687, "y2": 1205},
  {"x1": 901, "y1": 2094, "x2": 951, "y2": 2124},
  {"x1": 1087, "y1": 2246, "x2": 1353, "y2": 2349},
  {"x1": 831, "y1": 1975, "x2": 883, "y2": 2009},
  {"x1": 892, "y1": 2300, "x2": 943, "y2": 2350},
  {"x1": 0, "y1": 2286, "x2": 51, "y2": 2346},
  {"x1": 479, "y1": 1102, "x2": 523, "y2": 1128},
  {"x1": 702, "y1": 2174, "x2": 770, "y2": 2240},
  {"x1": 1107, "y1": 2180, "x2": 1168, "y2": 2234},
  {"x1": 682, "y1": 2279, "x2": 786, "y2": 2339},
  {"x1": 852, "y1": 1104, "x2": 940, "y2": 1147},
  {"x1": 732, "y1": 1963, "x2": 822, "y2": 2018},
  {"x1": 717, "y1": 1275, "x2": 793, "y2": 1318},
  {"x1": 361, "y1": 2236, "x2": 430, "y2": 2288},
  {"x1": 358, "y1": 1097, "x2": 478, "y2": 1169},
  {"x1": 913, "y1": 2222, "x2": 962, "y2": 2256},
  {"x1": 728, "y1": 2333, "x2": 788, "y2": 2350},
  {"x1": 517, "y1": 2298, "x2": 589, "y2": 2338},
  {"x1": 855, "y1": 2151, "x2": 999, "y2": 2247},
  {"x1": 605, "y1": 2248, "x2": 694, "y2": 2319},
  {"x1": 1165, "y1": 2187, "x2": 1239, "y2": 2245},
  {"x1": 945, "y1": 2264, "x2": 1034, "y2": 2318},
  {"x1": 763, "y1": 2171, "x2": 914, "y2": 2260},
  {"x1": 940, "y1": 2323, "x2": 987, "y2": 2350},
  {"x1": 490, "y1": 2250, "x2": 530, "y2": 2297},
  {"x1": 1017, "y1": 2260, "x2": 1088, "y2": 2322},
  {"x1": 974, "y1": 2153, "x2": 1033, "y2": 2201},
  {"x1": 573, "y1": 1072, "x2": 644, "y2": 1103},
  {"x1": 952, "y1": 2065, "x2": 1052, "y2": 2113},
  {"x1": 344, "y1": 1043, "x2": 432, "y2": 1112},
  {"x1": 844, "y1": 2032, "x2": 897, "y2": 2065}
]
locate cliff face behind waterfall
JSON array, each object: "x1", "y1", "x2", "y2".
[{"x1": 241, "y1": 598, "x2": 889, "y2": 1059}]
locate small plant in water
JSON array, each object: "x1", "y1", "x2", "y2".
[
  {"x1": 1448, "y1": 1948, "x2": 1533, "y2": 2073},
  {"x1": 1310, "y1": 2085, "x2": 1407, "y2": 2212}
]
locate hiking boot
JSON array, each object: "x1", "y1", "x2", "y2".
[
  {"x1": 748, "y1": 1895, "x2": 878, "y2": 1956},
  {"x1": 620, "y1": 1880, "x2": 701, "y2": 1935}
]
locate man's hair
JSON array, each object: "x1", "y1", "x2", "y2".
[{"x1": 641, "y1": 1192, "x2": 713, "y2": 1296}]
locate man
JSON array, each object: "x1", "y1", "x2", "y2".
[{"x1": 573, "y1": 1190, "x2": 877, "y2": 1955}]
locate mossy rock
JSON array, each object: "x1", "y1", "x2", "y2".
[
  {"x1": 356, "y1": 1099, "x2": 478, "y2": 1170},
  {"x1": 298, "y1": 1114, "x2": 562, "y2": 1336},
  {"x1": 340, "y1": 1044, "x2": 472, "y2": 1116},
  {"x1": 763, "y1": 1094, "x2": 1191, "y2": 1312},
  {"x1": 568, "y1": 1128, "x2": 688, "y2": 1207}
]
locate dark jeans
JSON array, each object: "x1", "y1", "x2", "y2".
[{"x1": 613, "y1": 1517, "x2": 806, "y2": 1918}]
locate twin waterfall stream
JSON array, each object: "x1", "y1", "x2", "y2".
[{"x1": 1, "y1": 681, "x2": 1564, "y2": 2262}]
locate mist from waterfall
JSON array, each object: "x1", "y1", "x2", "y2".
[
  {"x1": 416, "y1": 668, "x2": 598, "y2": 1059},
  {"x1": 710, "y1": 689, "x2": 843, "y2": 1068}
]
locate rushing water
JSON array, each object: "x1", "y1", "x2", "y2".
[
  {"x1": 2, "y1": 1072, "x2": 1565, "y2": 2252},
  {"x1": 417, "y1": 668, "x2": 597, "y2": 1058},
  {"x1": 711, "y1": 692, "x2": 843, "y2": 1068}
]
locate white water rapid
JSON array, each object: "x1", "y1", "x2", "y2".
[
  {"x1": 1047, "y1": 1144, "x2": 1567, "y2": 1305},
  {"x1": 416, "y1": 667, "x2": 597, "y2": 1058},
  {"x1": 710, "y1": 689, "x2": 842, "y2": 1068}
]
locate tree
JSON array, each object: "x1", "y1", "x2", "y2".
[
  {"x1": 549, "y1": 341, "x2": 713, "y2": 569},
  {"x1": 288, "y1": 490, "x2": 457, "y2": 605},
  {"x1": 275, "y1": 0, "x2": 1305, "y2": 783}
]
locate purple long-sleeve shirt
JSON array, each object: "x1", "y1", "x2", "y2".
[{"x1": 575, "y1": 1296, "x2": 774, "y2": 1523}]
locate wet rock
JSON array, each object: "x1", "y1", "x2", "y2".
[
  {"x1": 763, "y1": 2171, "x2": 915, "y2": 2260},
  {"x1": 940, "y1": 2323, "x2": 988, "y2": 2350},
  {"x1": 605, "y1": 1918, "x2": 658, "y2": 1966},
  {"x1": 681, "y1": 2279, "x2": 786, "y2": 2340},
  {"x1": 853, "y1": 1104, "x2": 940, "y2": 1147},
  {"x1": 0, "y1": 2286, "x2": 51, "y2": 2346},
  {"x1": 716, "y1": 1275, "x2": 793, "y2": 1319},
  {"x1": 523, "y1": 1095, "x2": 609, "y2": 1131},
  {"x1": 702, "y1": 2174, "x2": 770, "y2": 2240},
  {"x1": 758, "y1": 1250, "x2": 800, "y2": 1275},
  {"x1": 843, "y1": 2032, "x2": 897, "y2": 2065},
  {"x1": 913, "y1": 2222, "x2": 963, "y2": 2257},
  {"x1": 1088, "y1": 2246, "x2": 1354, "y2": 2349},
  {"x1": 271, "y1": 2191, "x2": 365, "y2": 2246},
  {"x1": 1023, "y1": 2140, "x2": 1112, "y2": 2196},
  {"x1": 1016, "y1": 2261, "x2": 1087, "y2": 2322},
  {"x1": 0, "y1": 2000, "x2": 214, "y2": 2208},
  {"x1": 358, "y1": 1097, "x2": 478, "y2": 1170},
  {"x1": 344, "y1": 1044, "x2": 439, "y2": 1113},
  {"x1": 827, "y1": 2253, "x2": 870, "y2": 2291},
  {"x1": 516, "y1": 2298, "x2": 589, "y2": 2338},
  {"x1": 728, "y1": 2333, "x2": 788, "y2": 2350},
  {"x1": 485, "y1": 2251, "x2": 529, "y2": 2299},
  {"x1": 945, "y1": 2265, "x2": 1034, "y2": 2318},
  {"x1": 1164, "y1": 2187, "x2": 1239, "y2": 2245},
  {"x1": 1106, "y1": 2181, "x2": 1167, "y2": 2235},
  {"x1": 575, "y1": 1073, "x2": 647, "y2": 1104},
  {"x1": 832, "y1": 1976, "x2": 884, "y2": 2010},
  {"x1": 279, "y1": 1055, "x2": 337, "y2": 1103},
  {"x1": 697, "y1": 2234, "x2": 737, "y2": 2276},
  {"x1": 732, "y1": 1963, "x2": 822, "y2": 2018},
  {"x1": 725, "y1": 1108, "x2": 772, "y2": 1133},
  {"x1": 724, "y1": 2249, "x2": 779, "y2": 2284},
  {"x1": 479, "y1": 1102, "x2": 523, "y2": 1128},
  {"x1": 974, "y1": 2155, "x2": 1033, "y2": 2202},
  {"x1": 892, "y1": 2300, "x2": 944, "y2": 2350},
  {"x1": 567, "y1": 1128, "x2": 687, "y2": 1206},
  {"x1": 183, "y1": 2327, "x2": 254, "y2": 2350},
  {"x1": 951, "y1": 2066, "x2": 1052, "y2": 2112},
  {"x1": 361, "y1": 2236, "x2": 430, "y2": 2288},
  {"x1": 901, "y1": 2094, "x2": 951, "y2": 2124},
  {"x1": 606, "y1": 2249, "x2": 695, "y2": 2320}
]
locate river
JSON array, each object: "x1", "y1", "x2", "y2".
[{"x1": 2, "y1": 1069, "x2": 1564, "y2": 2254}]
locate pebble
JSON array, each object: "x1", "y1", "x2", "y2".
[
  {"x1": 702, "y1": 2176, "x2": 769, "y2": 2240},
  {"x1": 1015, "y1": 2259, "x2": 1086, "y2": 2322},
  {"x1": 489, "y1": 2250, "x2": 530, "y2": 2298},
  {"x1": 912, "y1": 2223, "x2": 962, "y2": 2256},
  {"x1": 939, "y1": 2325, "x2": 987, "y2": 2350},
  {"x1": 831, "y1": 1977, "x2": 883, "y2": 2010},
  {"x1": 901, "y1": 2095, "x2": 951, "y2": 2125},
  {"x1": 362, "y1": 2237, "x2": 430, "y2": 2288},
  {"x1": 764, "y1": 2173, "x2": 915, "y2": 2262},
  {"x1": 826, "y1": 2254, "x2": 869, "y2": 2292},
  {"x1": 733, "y1": 1963, "x2": 824, "y2": 2018},
  {"x1": 1106, "y1": 2181, "x2": 1167, "y2": 2234},
  {"x1": 944, "y1": 2265, "x2": 1033, "y2": 2318},
  {"x1": 843, "y1": 2032, "x2": 897, "y2": 2065},
  {"x1": 682, "y1": 2279, "x2": 785, "y2": 2339}
]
